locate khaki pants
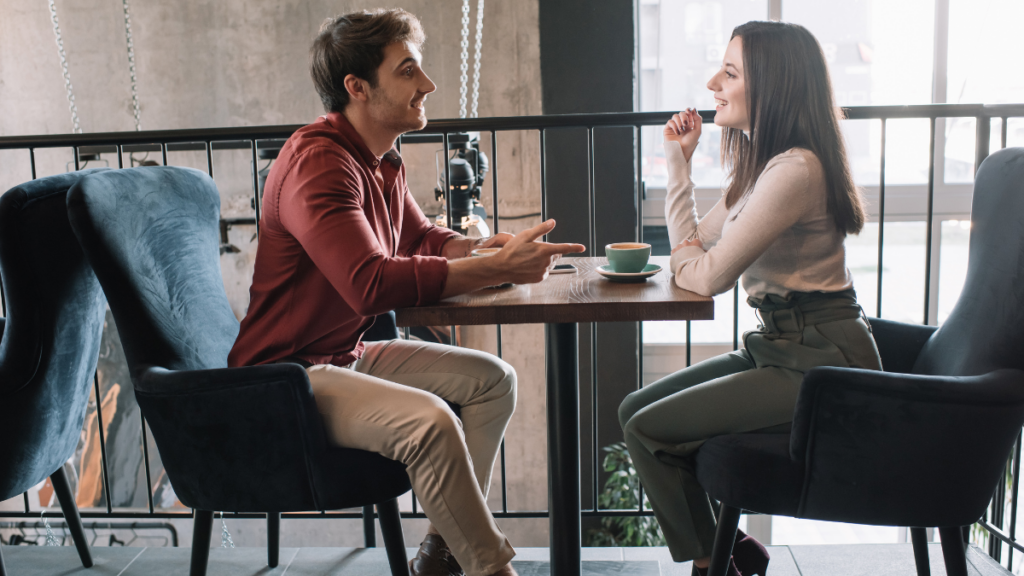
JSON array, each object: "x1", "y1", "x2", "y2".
[
  {"x1": 306, "y1": 339, "x2": 517, "y2": 576},
  {"x1": 618, "y1": 292, "x2": 881, "y2": 562}
]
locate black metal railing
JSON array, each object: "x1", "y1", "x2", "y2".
[{"x1": 1, "y1": 103, "x2": 1023, "y2": 564}]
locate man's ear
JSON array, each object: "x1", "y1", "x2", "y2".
[{"x1": 343, "y1": 74, "x2": 371, "y2": 103}]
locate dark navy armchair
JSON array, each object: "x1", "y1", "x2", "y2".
[
  {"x1": 67, "y1": 166, "x2": 412, "y2": 576},
  {"x1": 0, "y1": 171, "x2": 110, "y2": 574},
  {"x1": 694, "y1": 147, "x2": 1024, "y2": 576}
]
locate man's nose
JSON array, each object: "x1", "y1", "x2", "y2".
[{"x1": 422, "y1": 73, "x2": 437, "y2": 94}]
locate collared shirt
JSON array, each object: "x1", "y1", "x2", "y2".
[{"x1": 228, "y1": 112, "x2": 459, "y2": 368}]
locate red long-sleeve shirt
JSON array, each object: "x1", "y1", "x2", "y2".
[{"x1": 228, "y1": 113, "x2": 459, "y2": 368}]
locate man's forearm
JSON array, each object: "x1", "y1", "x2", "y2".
[{"x1": 441, "y1": 256, "x2": 503, "y2": 298}]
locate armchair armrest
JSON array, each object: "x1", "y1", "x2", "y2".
[
  {"x1": 134, "y1": 363, "x2": 329, "y2": 513},
  {"x1": 867, "y1": 317, "x2": 937, "y2": 373},
  {"x1": 789, "y1": 366, "x2": 1024, "y2": 526}
]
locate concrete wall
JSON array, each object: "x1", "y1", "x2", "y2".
[{"x1": 0, "y1": 0, "x2": 552, "y2": 549}]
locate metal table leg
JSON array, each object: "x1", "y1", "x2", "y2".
[{"x1": 547, "y1": 322, "x2": 581, "y2": 576}]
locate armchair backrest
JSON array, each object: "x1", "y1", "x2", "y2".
[
  {"x1": 68, "y1": 167, "x2": 238, "y2": 380},
  {"x1": 914, "y1": 147, "x2": 1024, "y2": 377},
  {"x1": 0, "y1": 170, "x2": 108, "y2": 499}
]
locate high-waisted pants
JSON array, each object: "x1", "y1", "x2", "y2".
[{"x1": 617, "y1": 290, "x2": 882, "y2": 562}]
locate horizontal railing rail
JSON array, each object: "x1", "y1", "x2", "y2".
[{"x1": 1, "y1": 103, "x2": 1022, "y2": 563}]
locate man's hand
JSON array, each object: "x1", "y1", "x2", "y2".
[
  {"x1": 477, "y1": 232, "x2": 514, "y2": 250},
  {"x1": 441, "y1": 219, "x2": 585, "y2": 298},
  {"x1": 493, "y1": 220, "x2": 586, "y2": 284},
  {"x1": 441, "y1": 232, "x2": 515, "y2": 260},
  {"x1": 665, "y1": 108, "x2": 702, "y2": 162}
]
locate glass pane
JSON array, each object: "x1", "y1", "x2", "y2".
[
  {"x1": 845, "y1": 222, "x2": 881, "y2": 318},
  {"x1": 785, "y1": 0, "x2": 935, "y2": 106},
  {"x1": 948, "y1": 0, "x2": 1024, "y2": 106},
  {"x1": 944, "y1": 116, "x2": 976, "y2": 184},
  {"x1": 937, "y1": 219, "x2": 971, "y2": 324},
  {"x1": 877, "y1": 221, "x2": 928, "y2": 324},
  {"x1": 638, "y1": 0, "x2": 768, "y2": 189}
]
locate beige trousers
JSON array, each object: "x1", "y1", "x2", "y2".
[{"x1": 306, "y1": 339, "x2": 517, "y2": 576}]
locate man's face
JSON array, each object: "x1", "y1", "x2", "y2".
[{"x1": 366, "y1": 41, "x2": 436, "y2": 134}]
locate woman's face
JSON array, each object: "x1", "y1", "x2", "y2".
[{"x1": 707, "y1": 36, "x2": 750, "y2": 132}]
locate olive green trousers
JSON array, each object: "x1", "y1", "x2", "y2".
[{"x1": 617, "y1": 290, "x2": 882, "y2": 562}]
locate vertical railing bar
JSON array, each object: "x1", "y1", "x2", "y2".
[
  {"x1": 443, "y1": 132, "x2": 454, "y2": 230},
  {"x1": 1002, "y1": 117, "x2": 1008, "y2": 150},
  {"x1": 442, "y1": 132, "x2": 457, "y2": 347},
  {"x1": 592, "y1": 320, "x2": 599, "y2": 512},
  {"x1": 395, "y1": 136, "x2": 402, "y2": 154},
  {"x1": 250, "y1": 140, "x2": 262, "y2": 238},
  {"x1": 205, "y1": 141, "x2": 214, "y2": 178},
  {"x1": 412, "y1": 491, "x2": 418, "y2": 514},
  {"x1": 686, "y1": 321, "x2": 692, "y2": 367},
  {"x1": 586, "y1": 126, "x2": 599, "y2": 512},
  {"x1": 160, "y1": 142, "x2": 168, "y2": 166},
  {"x1": 876, "y1": 118, "x2": 886, "y2": 318},
  {"x1": 1007, "y1": 430, "x2": 1022, "y2": 570},
  {"x1": 732, "y1": 285, "x2": 740, "y2": 351},
  {"x1": 491, "y1": 128, "x2": 507, "y2": 514},
  {"x1": 539, "y1": 129, "x2": 549, "y2": 241},
  {"x1": 93, "y1": 374, "x2": 113, "y2": 513},
  {"x1": 500, "y1": 440, "x2": 508, "y2": 513},
  {"x1": 923, "y1": 117, "x2": 936, "y2": 325},
  {"x1": 587, "y1": 127, "x2": 596, "y2": 254},
  {"x1": 140, "y1": 412, "x2": 155, "y2": 513},
  {"x1": 638, "y1": 481, "x2": 644, "y2": 514},
  {"x1": 74, "y1": 146, "x2": 81, "y2": 172},
  {"x1": 23, "y1": 492, "x2": 30, "y2": 513},
  {"x1": 117, "y1": 145, "x2": 124, "y2": 170},
  {"x1": 636, "y1": 125, "x2": 644, "y2": 394},
  {"x1": 404, "y1": 326, "x2": 410, "y2": 340},
  {"x1": 490, "y1": 130, "x2": 499, "y2": 235},
  {"x1": 29, "y1": 147, "x2": 38, "y2": 180}
]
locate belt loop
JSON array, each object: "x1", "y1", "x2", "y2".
[{"x1": 792, "y1": 306, "x2": 805, "y2": 333}]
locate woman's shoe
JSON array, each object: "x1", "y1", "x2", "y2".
[
  {"x1": 692, "y1": 558, "x2": 741, "y2": 576},
  {"x1": 732, "y1": 529, "x2": 770, "y2": 576}
]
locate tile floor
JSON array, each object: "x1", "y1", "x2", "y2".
[{"x1": 0, "y1": 543, "x2": 1012, "y2": 576}]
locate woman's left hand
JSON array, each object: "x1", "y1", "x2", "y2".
[{"x1": 671, "y1": 237, "x2": 704, "y2": 254}]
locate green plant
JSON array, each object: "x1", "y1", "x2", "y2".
[{"x1": 584, "y1": 442, "x2": 666, "y2": 547}]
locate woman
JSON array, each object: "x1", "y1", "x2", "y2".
[{"x1": 618, "y1": 21, "x2": 882, "y2": 576}]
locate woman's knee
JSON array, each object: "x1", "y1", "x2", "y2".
[{"x1": 618, "y1": 390, "x2": 646, "y2": 430}]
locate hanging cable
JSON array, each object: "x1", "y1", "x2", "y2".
[
  {"x1": 459, "y1": 0, "x2": 471, "y2": 119},
  {"x1": 121, "y1": 0, "x2": 142, "y2": 131},
  {"x1": 48, "y1": 0, "x2": 81, "y2": 134},
  {"x1": 471, "y1": 0, "x2": 484, "y2": 118}
]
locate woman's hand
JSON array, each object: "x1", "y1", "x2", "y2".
[
  {"x1": 664, "y1": 108, "x2": 702, "y2": 162},
  {"x1": 671, "y1": 237, "x2": 704, "y2": 254}
]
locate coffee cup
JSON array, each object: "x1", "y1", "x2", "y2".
[
  {"x1": 471, "y1": 247, "x2": 501, "y2": 257},
  {"x1": 605, "y1": 242, "x2": 651, "y2": 273}
]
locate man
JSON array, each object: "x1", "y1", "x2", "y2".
[{"x1": 228, "y1": 9, "x2": 585, "y2": 576}]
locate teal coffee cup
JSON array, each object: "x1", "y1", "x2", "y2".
[{"x1": 605, "y1": 242, "x2": 651, "y2": 273}]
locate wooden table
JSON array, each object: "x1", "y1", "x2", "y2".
[{"x1": 396, "y1": 256, "x2": 713, "y2": 576}]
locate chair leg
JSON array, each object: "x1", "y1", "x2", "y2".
[
  {"x1": 267, "y1": 512, "x2": 280, "y2": 568},
  {"x1": 190, "y1": 510, "x2": 215, "y2": 576},
  {"x1": 363, "y1": 505, "x2": 377, "y2": 547},
  {"x1": 708, "y1": 504, "x2": 742, "y2": 576},
  {"x1": 910, "y1": 527, "x2": 931, "y2": 576},
  {"x1": 377, "y1": 498, "x2": 410, "y2": 576},
  {"x1": 938, "y1": 526, "x2": 969, "y2": 576},
  {"x1": 50, "y1": 467, "x2": 93, "y2": 568}
]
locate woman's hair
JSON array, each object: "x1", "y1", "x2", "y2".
[
  {"x1": 310, "y1": 9, "x2": 426, "y2": 113},
  {"x1": 722, "y1": 21, "x2": 866, "y2": 235}
]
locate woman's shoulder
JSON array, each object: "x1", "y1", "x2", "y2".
[{"x1": 763, "y1": 147, "x2": 825, "y2": 185}]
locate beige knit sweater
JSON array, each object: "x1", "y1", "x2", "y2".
[{"x1": 665, "y1": 141, "x2": 854, "y2": 298}]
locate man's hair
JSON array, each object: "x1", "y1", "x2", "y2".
[{"x1": 310, "y1": 9, "x2": 426, "y2": 113}]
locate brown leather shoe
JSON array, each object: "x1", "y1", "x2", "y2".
[{"x1": 409, "y1": 533, "x2": 464, "y2": 576}]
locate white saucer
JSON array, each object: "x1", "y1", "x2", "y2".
[{"x1": 596, "y1": 263, "x2": 662, "y2": 283}]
